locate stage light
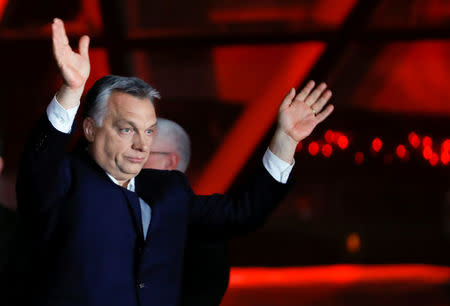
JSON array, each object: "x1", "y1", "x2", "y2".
[
  {"x1": 371, "y1": 138, "x2": 383, "y2": 152},
  {"x1": 337, "y1": 135, "x2": 349, "y2": 150},
  {"x1": 396, "y1": 144, "x2": 407, "y2": 159},
  {"x1": 308, "y1": 142, "x2": 319, "y2": 156},
  {"x1": 354, "y1": 152, "x2": 364, "y2": 165},
  {"x1": 324, "y1": 130, "x2": 335, "y2": 143},
  {"x1": 346, "y1": 232, "x2": 361, "y2": 254},
  {"x1": 408, "y1": 132, "x2": 421, "y2": 149},
  {"x1": 422, "y1": 136, "x2": 432, "y2": 147},
  {"x1": 321, "y1": 144, "x2": 333, "y2": 157},
  {"x1": 440, "y1": 151, "x2": 449, "y2": 165},
  {"x1": 442, "y1": 139, "x2": 450, "y2": 152},
  {"x1": 430, "y1": 153, "x2": 439, "y2": 166},
  {"x1": 423, "y1": 146, "x2": 433, "y2": 160}
]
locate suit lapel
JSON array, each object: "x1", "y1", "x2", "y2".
[
  {"x1": 135, "y1": 170, "x2": 164, "y2": 243},
  {"x1": 120, "y1": 187, "x2": 145, "y2": 241}
]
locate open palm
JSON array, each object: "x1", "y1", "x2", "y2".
[
  {"x1": 278, "y1": 81, "x2": 334, "y2": 143},
  {"x1": 52, "y1": 18, "x2": 90, "y2": 89}
]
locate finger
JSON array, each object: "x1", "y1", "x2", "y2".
[
  {"x1": 279, "y1": 88, "x2": 296, "y2": 111},
  {"x1": 293, "y1": 80, "x2": 315, "y2": 103},
  {"x1": 311, "y1": 90, "x2": 332, "y2": 114},
  {"x1": 315, "y1": 104, "x2": 334, "y2": 123},
  {"x1": 79, "y1": 35, "x2": 90, "y2": 60},
  {"x1": 52, "y1": 18, "x2": 69, "y2": 47},
  {"x1": 305, "y1": 82, "x2": 327, "y2": 107}
]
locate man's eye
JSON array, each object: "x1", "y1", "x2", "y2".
[
  {"x1": 146, "y1": 129, "x2": 154, "y2": 135},
  {"x1": 121, "y1": 128, "x2": 132, "y2": 134}
]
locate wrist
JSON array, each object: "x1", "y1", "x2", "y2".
[
  {"x1": 56, "y1": 84, "x2": 84, "y2": 110},
  {"x1": 269, "y1": 128, "x2": 297, "y2": 164}
]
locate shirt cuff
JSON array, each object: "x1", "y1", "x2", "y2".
[
  {"x1": 46, "y1": 95, "x2": 79, "y2": 134},
  {"x1": 262, "y1": 148, "x2": 294, "y2": 184}
]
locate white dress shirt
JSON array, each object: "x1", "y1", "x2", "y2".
[{"x1": 46, "y1": 96, "x2": 294, "y2": 238}]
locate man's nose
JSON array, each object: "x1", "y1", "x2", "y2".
[{"x1": 132, "y1": 133, "x2": 151, "y2": 152}]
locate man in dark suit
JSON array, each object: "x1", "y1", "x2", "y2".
[{"x1": 15, "y1": 18, "x2": 333, "y2": 306}]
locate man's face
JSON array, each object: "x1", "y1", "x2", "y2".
[
  {"x1": 85, "y1": 92, "x2": 157, "y2": 185},
  {"x1": 143, "y1": 133, "x2": 172, "y2": 170}
]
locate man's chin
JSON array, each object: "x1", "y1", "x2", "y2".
[{"x1": 122, "y1": 163, "x2": 144, "y2": 175}]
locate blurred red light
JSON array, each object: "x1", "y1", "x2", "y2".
[
  {"x1": 423, "y1": 146, "x2": 433, "y2": 160},
  {"x1": 408, "y1": 132, "x2": 421, "y2": 149},
  {"x1": 396, "y1": 145, "x2": 407, "y2": 159},
  {"x1": 296, "y1": 141, "x2": 302, "y2": 152},
  {"x1": 371, "y1": 138, "x2": 383, "y2": 152},
  {"x1": 308, "y1": 142, "x2": 319, "y2": 156},
  {"x1": 346, "y1": 233, "x2": 361, "y2": 254},
  {"x1": 354, "y1": 152, "x2": 364, "y2": 165},
  {"x1": 322, "y1": 144, "x2": 333, "y2": 157},
  {"x1": 429, "y1": 153, "x2": 439, "y2": 166},
  {"x1": 441, "y1": 151, "x2": 449, "y2": 165},
  {"x1": 442, "y1": 139, "x2": 450, "y2": 152},
  {"x1": 337, "y1": 135, "x2": 349, "y2": 150},
  {"x1": 422, "y1": 136, "x2": 432, "y2": 147},
  {"x1": 324, "y1": 130, "x2": 335, "y2": 143}
]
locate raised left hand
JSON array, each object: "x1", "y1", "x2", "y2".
[
  {"x1": 278, "y1": 81, "x2": 333, "y2": 142},
  {"x1": 269, "y1": 81, "x2": 334, "y2": 163}
]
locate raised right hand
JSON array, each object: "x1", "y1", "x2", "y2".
[{"x1": 52, "y1": 18, "x2": 90, "y2": 90}]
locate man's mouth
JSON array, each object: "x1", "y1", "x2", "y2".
[{"x1": 125, "y1": 156, "x2": 145, "y2": 163}]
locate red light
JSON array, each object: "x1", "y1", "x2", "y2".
[
  {"x1": 321, "y1": 144, "x2": 333, "y2": 157},
  {"x1": 371, "y1": 138, "x2": 383, "y2": 152},
  {"x1": 422, "y1": 136, "x2": 432, "y2": 147},
  {"x1": 324, "y1": 130, "x2": 335, "y2": 143},
  {"x1": 408, "y1": 132, "x2": 421, "y2": 149},
  {"x1": 296, "y1": 141, "x2": 302, "y2": 152},
  {"x1": 396, "y1": 145, "x2": 407, "y2": 159},
  {"x1": 442, "y1": 139, "x2": 450, "y2": 152},
  {"x1": 423, "y1": 146, "x2": 433, "y2": 160},
  {"x1": 337, "y1": 135, "x2": 349, "y2": 150},
  {"x1": 308, "y1": 142, "x2": 319, "y2": 156},
  {"x1": 354, "y1": 152, "x2": 364, "y2": 165},
  {"x1": 441, "y1": 151, "x2": 449, "y2": 165},
  {"x1": 429, "y1": 153, "x2": 439, "y2": 166},
  {"x1": 346, "y1": 233, "x2": 361, "y2": 254}
]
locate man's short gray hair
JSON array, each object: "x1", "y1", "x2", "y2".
[
  {"x1": 156, "y1": 118, "x2": 191, "y2": 172},
  {"x1": 83, "y1": 75, "x2": 161, "y2": 126}
]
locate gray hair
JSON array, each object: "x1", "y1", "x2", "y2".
[
  {"x1": 83, "y1": 75, "x2": 161, "y2": 126},
  {"x1": 155, "y1": 118, "x2": 191, "y2": 172}
]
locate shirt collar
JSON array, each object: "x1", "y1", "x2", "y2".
[{"x1": 105, "y1": 172, "x2": 136, "y2": 192}]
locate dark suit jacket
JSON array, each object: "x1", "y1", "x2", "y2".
[{"x1": 14, "y1": 114, "x2": 293, "y2": 306}]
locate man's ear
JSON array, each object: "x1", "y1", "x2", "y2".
[
  {"x1": 0, "y1": 156, "x2": 4, "y2": 175},
  {"x1": 83, "y1": 118, "x2": 97, "y2": 142},
  {"x1": 166, "y1": 153, "x2": 180, "y2": 171}
]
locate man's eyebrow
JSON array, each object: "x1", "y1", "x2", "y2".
[
  {"x1": 116, "y1": 120, "x2": 137, "y2": 129},
  {"x1": 116, "y1": 120, "x2": 157, "y2": 130}
]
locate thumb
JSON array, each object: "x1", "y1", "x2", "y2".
[{"x1": 79, "y1": 35, "x2": 90, "y2": 60}]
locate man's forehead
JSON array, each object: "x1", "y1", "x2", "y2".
[{"x1": 107, "y1": 93, "x2": 156, "y2": 123}]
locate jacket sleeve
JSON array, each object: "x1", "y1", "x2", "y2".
[
  {"x1": 187, "y1": 161, "x2": 295, "y2": 238},
  {"x1": 16, "y1": 114, "x2": 73, "y2": 219}
]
